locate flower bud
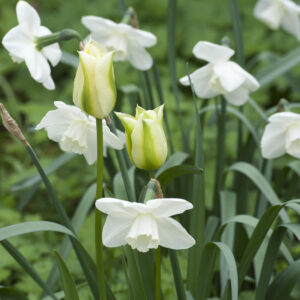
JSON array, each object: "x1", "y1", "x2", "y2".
[
  {"x1": 73, "y1": 40, "x2": 116, "y2": 119},
  {"x1": 115, "y1": 105, "x2": 168, "y2": 170}
]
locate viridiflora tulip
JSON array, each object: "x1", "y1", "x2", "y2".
[
  {"x1": 115, "y1": 105, "x2": 167, "y2": 171},
  {"x1": 73, "y1": 40, "x2": 116, "y2": 119}
]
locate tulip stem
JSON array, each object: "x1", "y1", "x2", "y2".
[
  {"x1": 155, "y1": 246, "x2": 161, "y2": 300},
  {"x1": 95, "y1": 119, "x2": 106, "y2": 300}
]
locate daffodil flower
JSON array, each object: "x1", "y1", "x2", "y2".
[
  {"x1": 261, "y1": 111, "x2": 300, "y2": 159},
  {"x1": 254, "y1": 0, "x2": 300, "y2": 40},
  {"x1": 36, "y1": 101, "x2": 124, "y2": 165},
  {"x1": 81, "y1": 16, "x2": 157, "y2": 70},
  {"x1": 179, "y1": 41, "x2": 259, "y2": 106},
  {"x1": 2, "y1": 1, "x2": 62, "y2": 90},
  {"x1": 96, "y1": 197, "x2": 195, "y2": 252}
]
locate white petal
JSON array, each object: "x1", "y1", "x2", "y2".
[
  {"x1": 24, "y1": 48, "x2": 51, "y2": 82},
  {"x1": 83, "y1": 125, "x2": 97, "y2": 165},
  {"x1": 95, "y1": 198, "x2": 149, "y2": 216},
  {"x1": 2, "y1": 26, "x2": 32, "y2": 59},
  {"x1": 261, "y1": 122, "x2": 287, "y2": 159},
  {"x1": 102, "y1": 214, "x2": 133, "y2": 247},
  {"x1": 254, "y1": 1, "x2": 284, "y2": 29},
  {"x1": 213, "y1": 61, "x2": 246, "y2": 93},
  {"x1": 281, "y1": 9, "x2": 300, "y2": 40},
  {"x1": 179, "y1": 64, "x2": 218, "y2": 99},
  {"x1": 156, "y1": 217, "x2": 195, "y2": 250},
  {"x1": 126, "y1": 42, "x2": 153, "y2": 70},
  {"x1": 82, "y1": 16, "x2": 116, "y2": 34},
  {"x1": 126, "y1": 26, "x2": 157, "y2": 47},
  {"x1": 104, "y1": 34, "x2": 128, "y2": 61},
  {"x1": 285, "y1": 123, "x2": 300, "y2": 158},
  {"x1": 146, "y1": 198, "x2": 193, "y2": 217},
  {"x1": 103, "y1": 125, "x2": 124, "y2": 151},
  {"x1": 17, "y1": 1, "x2": 41, "y2": 37},
  {"x1": 39, "y1": 26, "x2": 62, "y2": 66},
  {"x1": 268, "y1": 111, "x2": 300, "y2": 124},
  {"x1": 192, "y1": 41, "x2": 234, "y2": 62},
  {"x1": 42, "y1": 75, "x2": 55, "y2": 90},
  {"x1": 224, "y1": 86, "x2": 249, "y2": 106}
]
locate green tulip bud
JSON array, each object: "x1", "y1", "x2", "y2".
[
  {"x1": 73, "y1": 40, "x2": 116, "y2": 119},
  {"x1": 115, "y1": 105, "x2": 168, "y2": 170}
]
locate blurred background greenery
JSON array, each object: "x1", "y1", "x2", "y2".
[{"x1": 1, "y1": 0, "x2": 300, "y2": 299}]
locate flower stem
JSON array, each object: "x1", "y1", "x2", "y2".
[
  {"x1": 95, "y1": 119, "x2": 106, "y2": 300},
  {"x1": 155, "y1": 246, "x2": 161, "y2": 300}
]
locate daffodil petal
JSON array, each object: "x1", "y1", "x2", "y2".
[
  {"x1": 146, "y1": 198, "x2": 193, "y2": 217},
  {"x1": 156, "y1": 217, "x2": 195, "y2": 250}
]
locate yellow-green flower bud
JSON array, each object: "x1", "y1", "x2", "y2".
[
  {"x1": 73, "y1": 40, "x2": 116, "y2": 119},
  {"x1": 115, "y1": 105, "x2": 168, "y2": 170}
]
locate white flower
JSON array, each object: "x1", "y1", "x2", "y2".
[
  {"x1": 96, "y1": 197, "x2": 195, "y2": 252},
  {"x1": 261, "y1": 111, "x2": 300, "y2": 159},
  {"x1": 179, "y1": 41, "x2": 259, "y2": 106},
  {"x1": 254, "y1": 0, "x2": 300, "y2": 40},
  {"x1": 81, "y1": 16, "x2": 157, "y2": 70},
  {"x1": 2, "y1": 1, "x2": 61, "y2": 90},
  {"x1": 35, "y1": 101, "x2": 124, "y2": 165}
]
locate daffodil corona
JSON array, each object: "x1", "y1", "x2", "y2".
[
  {"x1": 115, "y1": 105, "x2": 168, "y2": 171},
  {"x1": 73, "y1": 40, "x2": 116, "y2": 120},
  {"x1": 95, "y1": 197, "x2": 195, "y2": 252}
]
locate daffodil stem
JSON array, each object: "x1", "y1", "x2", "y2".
[
  {"x1": 95, "y1": 119, "x2": 106, "y2": 300},
  {"x1": 212, "y1": 97, "x2": 226, "y2": 215},
  {"x1": 35, "y1": 29, "x2": 82, "y2": 50},
  {"x1": 155, "y1": 246, "x2": 161, "y2": 300}
]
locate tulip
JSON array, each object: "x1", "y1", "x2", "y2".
[
  {"x1": 115, "y1": 105, "x2": 168, "y2": 170},
  {"x1": 2, "y1": 1, "x2": 61, "y2": 90},
  {"x1": 179, "y1": 41, "x2": 259, "y2": 106},
  {"x1": 36, "y1": 101, "x2": 124, "y2": 165},
  {"x1": 261, "y1": 111, "x2": 300, "y2": 159},
  {"x1": 81, "y1": 16, "x2": 157, "y2": 70},
  {"x1": 95, "y1": 197, "x2": 195, "y2": 252},
  {"x1": 254, "y1": 0, "x2": 300, "y2": 40},
  {"x1": 73, "y1": 40, "x2": 116, "y2": 119}
]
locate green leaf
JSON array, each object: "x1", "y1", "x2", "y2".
[
  {"x1": 1, "y1": 240, "x2": 57, "y2": 300},
  {"x1": 54, "y1": 251, "x2": 80, "y2": 300},
  {"x1": 288, "y1": 160, "x2": 300, "y2": 176},
  {"x1": 256, "y1": 46, "x2": 300, "y2": 87},
  {"x1": 266, "y1": 260, "x2": 300, "y2": 300},
  {"x1": 228, "y1": 162, "x2": 290, "y2": 223},
  {"x1": 155, "y1": 151, "x2": 189, "y2": 178},
  {"x1": 113, "y1": 166, "x2": 136, "y2": 200},
  {"x1": 45, "y1": 184, "x2": 96, "y2": 291},
  {"x1": 11, "y1": 153, "x2": 76, "y2": 191},
  {"x1": 156, "y1": 165, "x2": 203, "y2": 187},
  {"x1": 0, "y1": 287, "x2": 28, "y2": 300},
  {"x1": 255, "y1": 223, "x2": 300, "y2": 300},
  {"x1": 196, "y1": 242, "x2": 238, "y2": 300},
  {"x1": 0, "y1": 221, "x2": 76, "y2": 241}
]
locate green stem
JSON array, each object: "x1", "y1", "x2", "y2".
[
  {"x1": 121, "y1": 7, "x2": 134, "y2": 24},
  {"x1": 155, "y1": 246, "x2": 161, "y2": 300},
  {"x1": 212, "y1": 98, "x2": 226, "y2": 216},
  {"x1": 35, "y1": 29, "x2": 82, "y2": 50},
  {"x1": 95, "y1": 119, "x2": 106, "y2": 300}
]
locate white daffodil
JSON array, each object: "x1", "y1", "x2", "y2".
[
  {"x1": 96, "y1": 197, "x2": 195, "y2": 252},
  {"x1": 2, "y1": 1, "x2": 61, "y2": 90},
  {"x1": 254, "y1": 0, "x2": 300, "y2": 40},
  {"x1": 179, "y1": 41, "x2": 259, "y2": 106},
  {"x1": 36, "y1": 101, "x2": 124, "y2": 165},
  {"x1": 81, "y1": 16, "x2": 157, "y2": 70},
  {"x1": 261, "y1": 111, "x2": 300, "y2": 159}
]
